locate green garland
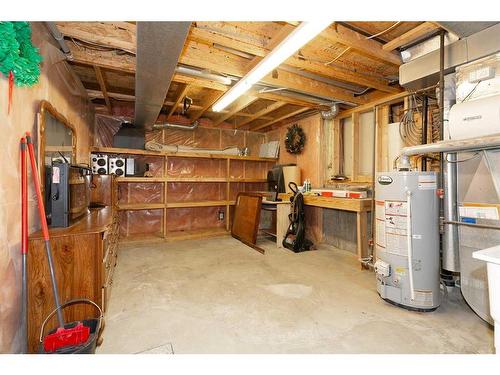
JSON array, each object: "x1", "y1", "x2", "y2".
[
  {"x1": 0, "y1": 21, "x2": 42, "y2": 87},
  {"x1": 285, "y1": 123, "x2": 306, "y2": 154}
]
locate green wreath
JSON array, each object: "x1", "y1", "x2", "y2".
[
  {"x1": 0, "y1": 21, "x2": 42, "y2": 87},
  {"x1": 285, "y1": 123, "x2": 306, "y2": 154}
]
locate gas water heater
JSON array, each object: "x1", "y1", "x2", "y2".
[{"x1": 374, "y1": 171, "x2": 441, "y2": 311}]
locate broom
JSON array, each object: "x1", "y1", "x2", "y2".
[{"x1": 25, "y1": 132, "x2": 90, "y2": 352}]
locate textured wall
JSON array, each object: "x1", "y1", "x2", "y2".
[{"x1": 0, "y1": 22, "x2": 94, "y2": 353}]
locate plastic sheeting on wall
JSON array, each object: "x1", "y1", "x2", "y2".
[
  {"x1": 167, "y1": 183, "x2": 225, "y2": 203},
  {"x1": 167, "y1": 158, "x2": 225, "y2": 178},
  {"x1": 119, "y1": 209, "x2": 164, "y2": 237},
  {"x1": 94, "y1": 115, "x2": 272, "y2": 239},
  {"x1": 118, "y1": 182, "x2": 164, "y2": 204},
  {"x1": 167, "y1": 206, "x2": 226, "y2": 233}
]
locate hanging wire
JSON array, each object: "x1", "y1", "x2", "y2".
[
  {"x1": 324, "y1": 22, "x2": 401, "y2": 66},
  {"x1": 445, "y1": 152, "x2": 481, "y2": 163}
]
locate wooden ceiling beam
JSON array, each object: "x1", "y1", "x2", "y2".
[
  {"x1": 87, "y1": 89, "x2": 135, "y2": 102},
  {"x1": 236, "y1": 101, "x2": 286, "y2": 128},
  {"x1": 189, "y1": 26, "x2": 399, "y2": 94},
  {"x1": 167, "y1": 83, "x2": 190, "y2": 118},
  {"x1": 190, "y1": 90, "x2": 225, "y2": 121},
  {"x1": 93, "y1": 66, "x2": 112, "y2": 114},
  {"x1": 179, "y1": 40, "x2": 367, "y2": 105},
  {"x1": 67, "y1": 41, "x2": 228, "y2": 92},
  {"x1": 250, "y1": 107, "x2": 311, "y2": 131},
  {"x1": 212, "y1": 95, "x2": 259, "y2": 126},
  {"x1": 382, "y1": 22, "x2": 440, "y2": 51},
  {"x1": 86, "y1": 89, "x2": 275, "y2": 120},
  {"x1": 321, "y1": 24, "x2": 402, "y2": 66},
  {"x1": 56, "y1": 21, "x2": 136, "y2": 53}
]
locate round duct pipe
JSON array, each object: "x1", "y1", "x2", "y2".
[
  {"x1": 320, "y1": 103, "x2": 340, "y2": 120},
  {"x1": 152, "y1": 120, "x2": 199, "y2": 130}
]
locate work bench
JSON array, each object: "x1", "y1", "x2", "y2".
[{"x1": 276, "y1": 193, "x2": 373, "y2": 264}]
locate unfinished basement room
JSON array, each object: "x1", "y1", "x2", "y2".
[{"x1": 1, "y1": 2, "x2": 500, "y2": 371}]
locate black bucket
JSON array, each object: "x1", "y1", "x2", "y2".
[{"x1": 39, "y1": 299, "x2": 103, "y2": 354}]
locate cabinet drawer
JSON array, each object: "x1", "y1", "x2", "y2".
[{"x1": 102, "y1": 256, "x2": 116, "y2": 312}]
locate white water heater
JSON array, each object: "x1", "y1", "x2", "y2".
[{"x1": 374, "y1": 171, "x2": 441, "y2": 311}]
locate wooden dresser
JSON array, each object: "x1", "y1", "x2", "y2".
[{"x1": 27, "y1": 206, "x2": 119, "y2": 353}]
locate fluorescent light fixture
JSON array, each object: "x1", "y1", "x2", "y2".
[{"x1": 212, "y1": 21, "x2": 332, "y2": 112}]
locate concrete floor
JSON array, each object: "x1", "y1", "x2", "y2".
[{"x1": 98, "y1": 236, "x2": 494, "y2": 354}]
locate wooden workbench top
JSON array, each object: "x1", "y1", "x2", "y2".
[
  {"x1": 29, "y1": 206, "x2": 114, "y2": 240},
  {"x1": 278, "y1": 193, "x2": 372, "y2": 212}
]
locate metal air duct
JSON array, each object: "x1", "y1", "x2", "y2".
[
  {"x1": 320, "y1": 103, "x2": 340, "y2": 120},
  {"x1": 134, "y1": 22, "x2": 191, "y2": 130}
]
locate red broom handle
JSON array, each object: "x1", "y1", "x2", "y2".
[
  {"x1": 25, "y1": 132, "x2": 50, "y2": 241},
  {"x1": 21, "y1": 138, "x2": 28, "y2": 254}
]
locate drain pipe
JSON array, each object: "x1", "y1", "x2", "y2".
[{"x1": 45, "y1": 22, "x2": 72, "y2": 59}]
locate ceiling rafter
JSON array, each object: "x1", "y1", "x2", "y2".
[
  {"x1": 382, "y1": 22, "x2": 440, "y2": 51},
  {"x1": 87, "y1": 89, "x2": 276, "y2": 120},
  {"x1": 62, "y1": 24, "x2": 373, "y2": 104},
  {"x1": 57, "y1": 22, "x2": 136, "y2": 53},
  {"x1": 236, "y1": 101, "x2": 286, "y2": 128},
  {"x1": 321, "y1": 23, "x2": 402, "y2": 66},
  {"x1": 189, "y1": 25, "x2": 399, "y2": 94},
  {"x1": 250, "y1": 107, "x2": 311, "y2": 131},
  {"x1": 167, "y1": 83, "x2": 190, "y2": 118},
  {"x1": 66, "y1": 40, "x2": 229, "y2": 92},
  {"x1": 179, "y1": 40, "x2": 367, "y2": 105},
  {"x1": 212, "y1": 95, "x2": 259, "y2": 126},
  {"x1": 93, "y1": 66, "x2": 112, "y2": 114},
  {"x1": 190, "y1": 90, "x2": 225, "y2": 121}
]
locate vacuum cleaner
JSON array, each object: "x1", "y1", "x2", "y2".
[{"x1": 282, "y1": 182, "x2": 313, "y2": 252}]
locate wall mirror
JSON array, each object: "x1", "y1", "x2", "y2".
[
  {"x1": 38, "y1": 100, "x2": 77, "y2": 194},
  {"x1": 39, "y1": 100, "x2": 76, "y2": 168}
]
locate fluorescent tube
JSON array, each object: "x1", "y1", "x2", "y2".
[{"x1": 212, "y1": 21, "x2": 332, "y2": 112}]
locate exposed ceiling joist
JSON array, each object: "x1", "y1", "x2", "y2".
[
  {"x1": 212, "y1": 95, "x2": 259, "y2": 126},
  {"x1": 383, "y1": 22, "x2": 440, "y2": 51},
  {"x1": 167, "y1": 84, "x2": 190, "y2": 118},
  {"x1": 321, "y1": 23, "x2": 402, "y2": 66},
  {"x1": 57, "y1": 21, "x2": 136, "y2": 53},
  {"x1": 190, "y1": 90, "x2": 225, "y2": 121},
  {"x1": 93, "y1": 66, "x2": 112, "y2": 113},
  {"x1": 67, "y1": 41, "x2": 228, "y2": 91},
  {"x1": 63, "y1": 24, "x2": 373, "y2": 105},
  {"x1": 87, "y1": 89, "x2": 277, "y2": 120},
  {"x1": 179, "y1": 40, "x2": 367, "y2": 105},
  {"x1": 251, "y1": 107, "x2": 311, "y2": 131},
  {"x1": 236, "y1": 101, "x2": 286, "y2": 128},
  {"x1": 190, "y1": 25, "x2": 399, "y2": 94}
]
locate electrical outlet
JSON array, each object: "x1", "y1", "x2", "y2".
[{"x1": 218, "y1": 210, "x2": 224, "y2": 221}]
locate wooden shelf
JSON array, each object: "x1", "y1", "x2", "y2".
[
  {"x1": 115, "y1": 177, "x2": 167, "y2": 183},
  {"x1": 46, "y1": 145, "x2": 74, "y2": 152},
  {"x1": 166, "y1": 200, "x2": 228, "y2": 208},
  {"x1": 166, "y1": 177, "x2": 227, "y2": 182},
  {"x1": 117, "y1": 203, "x2": 165, "y2": 211},
  {"x1": 103, "y1": 144, "x2": 277, "y2": 243},
  {"x1": 91, "y1": 146, "x2": 277, "y2": 162},
  {"x1": 92, "y1": 146, "x2": 163, "y2": 156},
  {"x1": 166, "y1": 227, "x2": 228, "y2": 242},
  {"x1": 228, "y1": 178, "x2": 267, "y2": 183}
]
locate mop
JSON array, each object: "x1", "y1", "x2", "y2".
[{"x1": 25, "y1": 133, "x2": 90, "y2": 352}]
